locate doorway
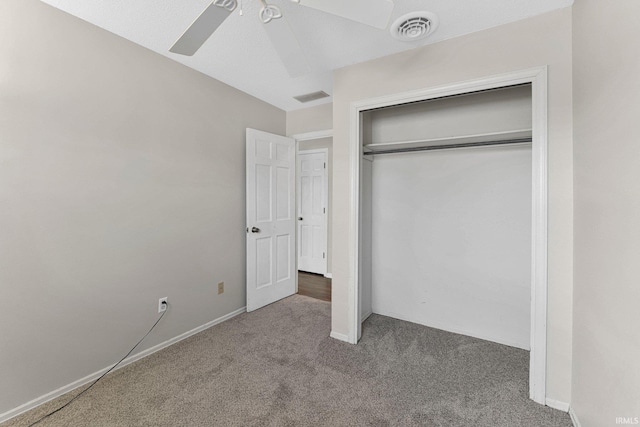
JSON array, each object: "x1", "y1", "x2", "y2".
[{"x1": 294, "y1": 133, "x2": 333, "y2": 302}]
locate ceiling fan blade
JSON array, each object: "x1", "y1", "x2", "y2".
[
  {"x1": 298, "y1": 0, "x2": 394, "y2": 29},
  {"x1": 170, "y1": 2, "x2": 234, "y2": 56},
  {"x1": 262, "y1": 17, "x2": 311, "y2": 78}
]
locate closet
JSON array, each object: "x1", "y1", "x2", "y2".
[{"x1": 359, "y1": 84, "x2": 533, "y2": 349}]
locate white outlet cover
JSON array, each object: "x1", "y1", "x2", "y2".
[{"x1": 158, "y1": 297, "x2": 168, "y2": 313}]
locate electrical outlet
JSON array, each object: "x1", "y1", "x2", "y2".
[
  {"x1": 217, "y1": 282, "x2": 224, "y2": 295},
  {"x1": 158, "y1": 297, "x2": 168, "y2": 313}
]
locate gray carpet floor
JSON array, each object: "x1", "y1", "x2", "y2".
[{"x1": 5, "y1": 295, "x2": 572, "y2": 426}]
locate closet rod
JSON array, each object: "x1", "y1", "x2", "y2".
[{"x1": 364, "y1": 137, "x2": 532, "y2": 156}]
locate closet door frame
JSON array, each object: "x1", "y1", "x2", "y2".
[{"x1": 346, "y1": 67, "x2": 548, "y2": 405}]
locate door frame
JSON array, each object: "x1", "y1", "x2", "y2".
[
  {"x1": 296, "y1": 148, "x2": 329, "y2": 276},
  {"x1": 346, "y1": 67, "x2": 549, "y2": 404}
]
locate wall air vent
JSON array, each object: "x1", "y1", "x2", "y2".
[
  {"x1": 293, "y1": 91, "x2": 330, "y2": 103},
  {"x1": 390, "y1": 12, "x2": 439, "y2": 42}
]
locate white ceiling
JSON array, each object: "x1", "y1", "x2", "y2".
[{"x1": 40, "y1": 0, "x2": 573, "y2": 111}]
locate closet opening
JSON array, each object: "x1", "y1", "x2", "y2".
[{"x1": 347, "y1": 68, "x2": 548, "y2": 404}]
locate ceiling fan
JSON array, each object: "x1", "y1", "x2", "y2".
[{"x1": 169, "y1": 0, "x2": 395, "y2": 77}]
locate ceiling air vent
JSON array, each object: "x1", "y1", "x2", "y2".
[
  {"x1": 293, "y1": 91, "x2": 330, "y2": 103},
  {"x1": 390, "y1": 12, "x2": 439, "y2": 42}
]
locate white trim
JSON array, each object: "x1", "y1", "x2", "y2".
[
  {"x1": 361, "y1": 311, "x2": 373, "y2": 323},
  {"x1": 349, "y1": 100, "x2": 361, "y2": 343},
  {"x1": 0, "y1": 306, "x2": 246, "y2": 424},
  {"x1": 291, "y1": 129, "x2": 333, "y2": 142},
  {"x1": 347, "y1": 66, "x2": 549, "y2": 403},
  {"x1": 296, "y1": 148, "x2": 330, "y2": 276},
  {"x1": 546, "y1": 398, "x2": 570, "y2": 412},
  {"x1": 569, "y1": 407, "x2": 582, "y2": 427},
  {"x1": 528, "y1": 66, "x2": 549, "y2": 405},
  {"x1": 324, "y1": 273, "x2": 332, "y2": 279},
  {"x1": 298, "y1": 148, "x2": 329, "y2": 154},
  {"x1": 329, "y1": 330, "x2": 350, "y2": 342}
]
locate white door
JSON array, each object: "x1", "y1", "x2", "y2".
[
  {"x1": 297, "y1": 150, "x2": 328, "y2": 275},
  {"x1": 246, "y1": 128, "x2": 296, "y2": 312}
]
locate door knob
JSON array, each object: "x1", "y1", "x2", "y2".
[
  {"x1": 251, "y1": 227, "x2": 260, "y2": 233},
  {"x1": 298, "y1": 217, "x2": 303, "y2": 221}
]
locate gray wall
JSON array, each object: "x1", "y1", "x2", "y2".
[
  {"x1": 0, "y1": 0, "x2": 284, "y2": 415},
  {"x1": 331, "y1": 8, "x2": 574, "y2": 403},
  {"x1": 572, "y1": 0, "x2": 640, "y2": 425},
  {"x1": 286, "y1": 103, "x2": 332, "y2": 136}
]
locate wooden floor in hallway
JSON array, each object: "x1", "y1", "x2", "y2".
[{"x1": 297, "y1": 271, "x2": 331, "y2": 302}]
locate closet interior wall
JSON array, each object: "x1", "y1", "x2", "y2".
[{"x1": 360, "y1": 85, "x2": 533, "y2": 349}]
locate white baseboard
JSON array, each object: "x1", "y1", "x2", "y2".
[
  {"x1": 546, "y1": 398, "x2": 569, "y2": 412},
  {"x1": 0, "y1": 306, "x2": 246, "y2": 424},
  {"x1": 361, "y1": 310, "x2": 373, "y2": 323},
  {"x1": 569, "y1": 407, "x2": 582, "y2": 427},
  {"x1": 329, "y1": 330, "x2": 349, "y2": 342},
  {"x1": 324, "y1": 273, "x2": 332, "y2": 279}
]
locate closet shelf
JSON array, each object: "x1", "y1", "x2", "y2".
[{"x1": 363, "y1": 129, "x2": 532, "y2": 154}]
